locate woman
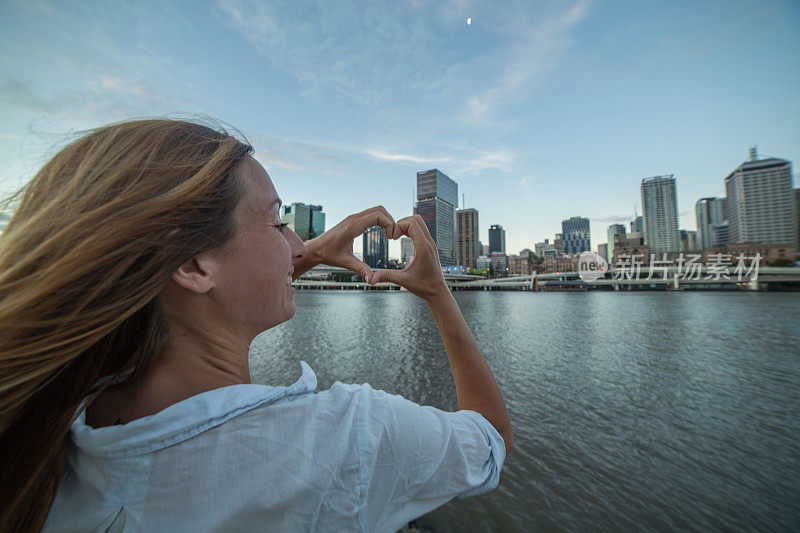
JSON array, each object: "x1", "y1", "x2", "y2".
[{"x1": 0, "y1": 119, "x2": 512, "y2": 532}]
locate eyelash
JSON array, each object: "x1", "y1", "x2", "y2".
[{"x1": 273, "y1": 222, "x2": 289, "y2": 232}]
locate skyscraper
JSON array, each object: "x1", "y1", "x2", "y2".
[
  {"x1": 641, "y1": 175, "x2": 680, "y2": 253},
  {"x1": 630, "y1": 216, "x2": 643, "y2": 234},
  {"x1": 280, "y1": 203, "x2": 326, "y2": 241},
  {"x1": 415, "y1": 169, "x2": 458, "y2": 266},
  {"x1": 362, "y1": 226, "x2": 388, "y2": 269},
  {"x1": 400, "y1": 236, "x2": 415, "y2": 267},
  {"x1": 456, "y1": 208, "x2": 480, "y2": 268},
  {"x1": 695, "y1": 197, "x2": 727, "y2": 250},
  {"x1": 488, "y1": 224, "x2": 506, "y2": 255},
  {"x1": 562, "y1": 217, "x2": 591, "y2": 255},
  {"x1": 725, "y1": 153, "x2": 797, "y2": 248},
  {"x1": 606, "y1": 223, "x2": 626, "y2": 263}
]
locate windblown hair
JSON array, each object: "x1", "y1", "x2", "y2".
[{"x1": 0, "y1": 119, "x2": 252, "y2": 531}]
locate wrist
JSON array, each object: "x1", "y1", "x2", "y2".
[{"x1": 424, "y1": 286, "x2": 454, "y2": 308}]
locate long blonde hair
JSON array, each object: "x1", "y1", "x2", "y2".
[{"x1": 0, "y1": 119, "x2": 252, "y2": 531}]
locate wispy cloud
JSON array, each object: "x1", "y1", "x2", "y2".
[
  {"x1": 592, "y1": 214, "x2": 635, "y2": 223},
  {"x1": 365, "y1": 149, "x2": 453, "y2": 165},
  {"x1": 0, "y1": 132, "x2": 21, "y2": 140},
  {"x1": 466, "y1": 0, "x2": 592, "y2": 120},
  {"x1": 364, "y1": 146, "x2": 514, "y2": 175},
  {"x1": 252, "y1": 135, "x2": 350, "y2": 176}
]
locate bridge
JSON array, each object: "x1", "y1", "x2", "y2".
[{"x1": 295, "y1": 265, "x2": 800, "y2": 291}]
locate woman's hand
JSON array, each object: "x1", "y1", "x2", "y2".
[
  {"x1": 300, "y1": 205, "x2": 399, "y2": 281},
  {"x1": 369, "y1": 214, "x2": 449, "y2": 302}
]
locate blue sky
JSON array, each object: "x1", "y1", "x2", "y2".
[{"x1": 1, "y1": 0, "x2": 798, "y2": 258}]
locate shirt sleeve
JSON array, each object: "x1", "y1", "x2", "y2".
[{"x1": 355, "y1": 383, "x2": 506, "y2": 533}]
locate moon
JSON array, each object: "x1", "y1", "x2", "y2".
[{"x1": 467, "y1": 17, "x2": 471, "y2": 25}]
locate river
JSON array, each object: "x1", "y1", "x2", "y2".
[{"x1": 250, "y1": 291, "x2": 800, "y2": 531}]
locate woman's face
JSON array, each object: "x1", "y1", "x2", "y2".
[{"x1": 212, "y1": 156, "x2": 306, "y2": 336}]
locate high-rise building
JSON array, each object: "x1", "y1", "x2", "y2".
[
  {"x1": 641, "y1": 175, "x2": 680, "y2": 253},
  {"x1": 680, "y1": 229, "x2": 699, "y2": 252},
  {"x1": 598, "y1": 243, "x2": 608, "y2": 263},
  {"x1": 562, "y1": 217, "x2": 591, "y2": 255},
  {"x1": 725, "y1": 152, "x2": 797, "y2": 248},
  {"x1": 362, "y1": 226, "x2": 388, "y2": 269},
  {"x1": 400, "y1": 236, "x2": 414, "y2": 267},
  {"x1": 630, "y1": 216, "x2": 643, "y2": 234},
  {"x1": 415, "y1": 169, "x2": 458, "y2": 266},
  {"x1": 606, "y1": 224, "x2": 626, "y2": 263},
  {"x1": 796, "y1": 188, "x2": 800, "y2": 242},
  {"x1": 280, "y1": 203, "x2": 326, "y2": 241},
  {"x1": 488, "y1": 224, "x2": 506, "y2": 255},
  {"x1": 695, "y1": 197, "x2": 727, "y2": 250},
  {"x1": 456, "y1": 208, "x2": 480, "y2": 268},
  {"x1": 712, "y1": 222, "x2": 730, "y2": 247}
]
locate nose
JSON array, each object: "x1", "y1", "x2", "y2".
[{"x1": 288, "y1": 228, "x2": 306, "y2": 261}]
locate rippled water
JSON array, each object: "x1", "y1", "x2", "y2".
[{"x1": 250, "y1": 291, "x2": 800, "y2": 531}]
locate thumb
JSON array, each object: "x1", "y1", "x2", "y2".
[
  {"x1": 340, "y1": 255, "x2": 373, "y2": 282},
  {"x1": 370, "y1": 268, "x2": 405, "y2": 285}
]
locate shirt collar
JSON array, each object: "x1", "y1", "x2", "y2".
[{"x1": 71, "y1": 361, "x2": 317, "y2": 458}]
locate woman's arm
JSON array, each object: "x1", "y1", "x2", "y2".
[{"x1": 369, "y1": 215, "x2": 513, "y2": 453}]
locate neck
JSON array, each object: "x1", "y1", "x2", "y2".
[{"x1": 86, "y1": 323, "x2": 251, "y2": 428}]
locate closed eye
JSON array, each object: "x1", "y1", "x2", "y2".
[{"x1": 272, "y1": 222, "x2": 289, "y2": 232}]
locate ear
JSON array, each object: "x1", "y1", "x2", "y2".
[{"x1": 170, "y1": 252, "x2": 220, "y2": 294}]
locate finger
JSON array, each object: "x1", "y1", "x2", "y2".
[
  {"x1": 350, "y1": 205, "x2": 397, "y2": 239},
  {"x1": 370, "y1": 268, "x2": 406, "y2": 285},
  {"x1": 339, "y1": 254, "x2": 373, "y2": 281},
  {"x1": 395, "y1": 216, "x2": 433, "y2": 248}
]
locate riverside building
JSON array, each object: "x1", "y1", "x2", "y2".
[
  {"x1": 281, "y1": 203, "x2": 325, "y2": 242},
  {"x1": 400, "y1": 236, "x2": 414, "y2": 268},
  {"x1": 562, "y1": 217, "x2": 590, "y2": 254},
  {"x1": 641, "y1": 175, "x2": 680, "y2": 254},
  {"x1": 362, "y1": 226, "x2": 388, "y2": 269},
  {"x1": 606, "y1": 224, "x2": 626, "y2": 263},
  {"x1": 456, "y1": 208, "x2": 480, "y2": 268},
  {"x1": 724, "y1": 149, "x2": 798, "y2": 249},
  {"x1": 695, "y1": 197, "x2": 727, "y2": 250},
  {"x1": 488, "y1": 224, "x2": 506, "y2": 255},
  {"x1": 415, "y1": 169, "x2": 458, "y2": 266}
]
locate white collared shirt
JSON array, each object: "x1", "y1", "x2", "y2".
[{"x1": 44, "y1": 362, "x2": 506, "y2": 532}]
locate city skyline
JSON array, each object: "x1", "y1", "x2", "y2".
[{"x1": 0, "y1": 2, "x2": 798, "y2": 259}]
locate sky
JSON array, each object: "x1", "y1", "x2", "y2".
[{"x1": 1, "y1": 0, "x2": 798, "y2": 259}]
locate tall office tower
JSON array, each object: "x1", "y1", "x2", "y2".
[
  {"x1": 712, "y1": 222, "x2": 730, "y2": 247},
  {"x1": 680, "y1": 229, "x2": 699, "y2": 252},
  {"x1": 606, "y1": 223, "x2": 626, "y2": 263},
  {"x1": 488, "y1": 224, "x2": 506, "y2": 255},
  {"x1": 456, "y1": 208, "x2": 480, "y2": 268},
  {"x1": 598, "y1": 243, "x2": 608, "y2": 263},
  {"x1": 695, "y1": 197, "x2": 727, "y2": 250},
  {"x1": 415, "y1": 169, "x2": 458, "y2": 266},
  {"x1": 641, "y1": 175, "x2": 680, "y2": 253},
  {"x1": 725, "y1": 152, "x2": 797, "y2": 248},
  {"x1": 280, "y1": 203, "x2": 326, "y2": 241},
  {"x1": 362, "y1": 226, "x2": 388, "y2": 269},
  {"x1": 796, "y1": 189, "x2": 800, "y2": 241},
  {"x1": 562, "y1": 217, "x2": 591, "y2": 255},
  {"x1": 400, "y1": 236, "x2": 415, "y2": 267},
  {"x1": 630, "y1": 216, "x2": 643, "y2": 234}
]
